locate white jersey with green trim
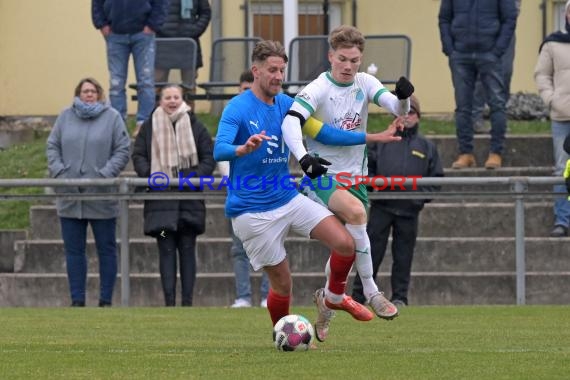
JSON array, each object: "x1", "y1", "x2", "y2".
[{"x1": 294, "y1": 71, "x2": 391, "y2": 184}]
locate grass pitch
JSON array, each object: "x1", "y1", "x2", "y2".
[{"x1": 1, "y1": 306, "x2": 568, "y2": 379}]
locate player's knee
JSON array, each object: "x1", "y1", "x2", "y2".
[
  {"x1": 270, "y1": 275, "x2": 292, "y2": 296},
  {"x1": 334, "y1": 233, "x2": 355, "y2": 256},
  {"x1": 343, "y1": 204, "x2": 367, "y2": 225}
]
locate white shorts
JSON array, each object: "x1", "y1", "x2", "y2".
[{"x1": 232, "y1": 194, "x2": 333, "y2": 271}]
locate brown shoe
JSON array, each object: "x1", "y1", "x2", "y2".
[
  {"x1": 484, "y1": 153, "x2": 502, "y2": 169},
  {"x1": 451, "y1": 154, "x2": 476, "y2": 169}
]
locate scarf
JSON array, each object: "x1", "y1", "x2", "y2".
[
  {"x1": 181, "y1": 0, "x2": 193, "y2": 19},
  {"x1": 539, "y1": 20, "x2": 570, "y2": 52},
  {"x1": 151, "y1": 102, "x2": 198, "y2": 177},
  {"x1": 72, "y1": 97, "x2": 107, "y2": 119}
]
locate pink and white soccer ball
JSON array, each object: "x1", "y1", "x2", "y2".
[{"x1": 273, "y1": 314, "x2": 315, "y2": 351}]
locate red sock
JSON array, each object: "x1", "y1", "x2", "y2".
[
  {"x1": 328, "y1": 250, "x2": 355, "y2": 295},
  {"x1": 267, "y1": 288, "x2": 290, "y2": 326}
]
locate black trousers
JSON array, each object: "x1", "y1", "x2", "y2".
[
  {"x1": 156, "y1": 231, "x2": 197, "y2": 306},
  {"x1": 352, "y1": 206, "x2": 419, "y2": 305}
]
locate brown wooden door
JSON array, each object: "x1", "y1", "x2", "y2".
[{"x1": 253, "y1": 14, "x2": 325, "y2": 42}]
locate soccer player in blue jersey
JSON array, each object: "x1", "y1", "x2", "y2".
[{"x1": 214, "y1": 40, "x2": 403, "y2": 342}]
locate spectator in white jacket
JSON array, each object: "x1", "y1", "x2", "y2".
[{"x1": 534, "y1": 0, "x2": 570, "y2": 237}]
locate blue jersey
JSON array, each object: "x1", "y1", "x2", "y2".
[{"x1": 214, "y1": 91, "x2": 296, "y2": 217}]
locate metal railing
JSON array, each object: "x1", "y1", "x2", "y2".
[{"x1": 0, "y1": 176, "x2": 566, "y2": 306}]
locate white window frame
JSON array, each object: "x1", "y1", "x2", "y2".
[{"x1": 248, "y1": 2, "x2": 341, "y2": 36}]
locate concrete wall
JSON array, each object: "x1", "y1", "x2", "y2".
[{"x1": 0, "y1": 0, "x2": 559, "y2": 117}]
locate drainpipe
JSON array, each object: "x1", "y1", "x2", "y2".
[
  {"x1": 323, "y1": 0, "x2": 329, "y2": 34},
  {"x1": 352, "y1": 0, "x2": 357, "y2": 27},
  {"x1": 242, "y1": 0, "x2": 249, "y2": 36},
  {"x1": 211, "y1": 0, "x2": 221, "y2": 41},
  {"x1": 540, "y1": 0, "x2": 547, "y2": 40}
]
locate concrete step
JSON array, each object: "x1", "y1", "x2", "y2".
[
  {"x1": 118, "y1": 135, "x2": 555, "y2": 179},
  {"x1": 29, "y1": 203, "x2": 230, "y2": 240},
  {"x1": 0, "y1": 230, "x2": 27, "y2": 272},
  {"x1": 0, "y1": 271, "x2": 568, "y2": 307},
  {"x1": 419, "y1": 202, "x2": 556, "y2": 237},
  {"x1": 119, "y1": 134, "x2": 552, "y2": 175},
  {"x1": 14, "y1": 237, "x2": 569, "y2": 274},
  {"x1": 29, "y1": 201, "x2": 559, "y2": 240},
  {"x1": 430, "y1": 134, "x2": 553, "y2": 168}
]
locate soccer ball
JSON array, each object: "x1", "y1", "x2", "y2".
[{"x1": 273, "y1": 314, "x2": 315, "y2": 351}]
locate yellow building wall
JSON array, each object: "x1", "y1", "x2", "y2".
[
  {"x1": 0, "y1": 0, "x2": 213, "y2": 116},
  {"x1": 356, "y1": 0, "x2": 544, "y2": 113},
  {"x1": 0, "y1": 0, "x2": 553, "y2": 117}
]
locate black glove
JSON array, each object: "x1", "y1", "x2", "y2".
[
  {"x1": 299, "y1": 154, "x2": 331, "y2": 179},
  {"x1": 395, "y1": 76, "x2": 414, "y2": 100},
  {"x1": 566, "y1": 177, "x2": 570, "y2": 194}
]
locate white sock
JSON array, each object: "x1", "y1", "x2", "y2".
[{"x1": 345, "y1": 223, "x2": 378, "y2": 301}]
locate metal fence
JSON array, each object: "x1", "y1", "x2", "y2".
[{"x1": 0, "y1": 175, "x2": 566, "y2": 306}]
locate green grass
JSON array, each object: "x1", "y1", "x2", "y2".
[
  {"x1": 0, "y1": 306, "x2": 568, "y2": 379},
  {"x1": 0, "y1": 130, "x2": 49, "y2": 229},
  {"x1": 0, "y1": 114, "x2": 551, "y2": 230}
]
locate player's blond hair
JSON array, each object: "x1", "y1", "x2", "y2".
[{"x1": 328, "y1": 25, "x2": 365, "y2": 52}]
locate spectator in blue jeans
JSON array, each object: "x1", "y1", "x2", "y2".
[
  {"x1": 46, "y1": 78, "x2": 130, "y2": 307},
  {"x1": 439, "y1": 0, "x2": 518, "y2": 170},
  {"x1": 535, "y1": 0, "x2": 570, "y2": 237},
  {"x1": 230, "y1": 225, "x2": 269, "y2": 308},
  {"x1": 92, "y1": 0, "x2": 169, "y2": 135},
  {"x1": 472, "y1": 0, "x2": 520, "y2": 134}
]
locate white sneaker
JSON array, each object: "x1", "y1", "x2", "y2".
[
  {"x1": 231, "y1": 298, "x2": 252, "y2": 308},
  {"x1": 313, "y1": 288, "x2": 335, "y2": 342},
  {"x1": 368, "y1": 292, "x2": 399, "y2": 320},
  {"x1": 260, "y1": 298, "x2": 267, "y2": 308}
]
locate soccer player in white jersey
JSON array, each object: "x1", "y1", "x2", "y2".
[{"x1": 282, "y1": 25, "x2": 415, "y2": 341}]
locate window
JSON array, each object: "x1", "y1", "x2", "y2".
[{"x1": 249, "y1": 2, "x2": 341, "y2": 42}]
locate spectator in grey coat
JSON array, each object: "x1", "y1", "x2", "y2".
[{"x1": 46, "y1": 77, "x2": 130, "y2": 307}]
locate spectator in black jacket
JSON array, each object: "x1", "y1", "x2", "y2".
[
  {"x1": 155, "y1": 0, "x2": 211, "y2": 108},
  {"x1": 132, "y1": 85, "x2": 215, "y2": 306},
  {"x1": 352, "y1": 95, "x2": 444, "y2": 307}
]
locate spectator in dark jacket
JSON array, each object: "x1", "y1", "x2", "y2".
[
  {"x1": 92, "y1": 0, "x2": 169, "y2": 133},
  {"x1": 132, "y1": 85, "x2": 215, "y2": 306},
  {"x1": 472, "y1": 0, "x2": 521, "y2": 134},
  {"x1": 155, "y1": 0, "x2": 211, "y2": 107},
  {"x1": 439, "y1": 0, "x2": 518, "y2": 169},
  {"x1": 352, "y1": 95, "x2": 444, "y2": 307}
]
